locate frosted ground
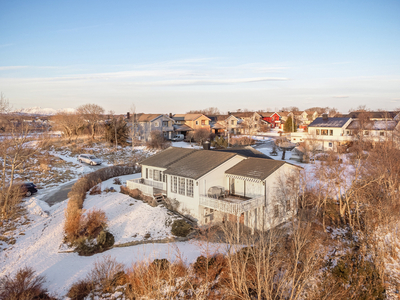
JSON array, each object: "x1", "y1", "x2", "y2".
[{"x1": 0, "y1": 174, "x2": 227, "y2": 296}]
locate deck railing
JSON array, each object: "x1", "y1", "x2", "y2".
[
  {"x1": 126, "y1": 178, "x2": 166, "y2": 196},
  {"x1": 199, "y1": 195, "x2": 265, "y2": 215}
]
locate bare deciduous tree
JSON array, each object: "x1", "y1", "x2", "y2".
[{"x1": 76, "y1": 104, "x2": 105, "y2": 140}]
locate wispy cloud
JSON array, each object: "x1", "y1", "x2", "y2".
[
  {"x1": 128, "y1": 77, "x2": 289, "y2": 86},
  {"x1": 0, "y1": 66, "x2": 28, "y2": 71},
  {"x1": 333, "y1": 95, "x2": 349, "y2": 98},
  {"x1": 0, "y1": 43, "x2": 13, "y2": 49}
]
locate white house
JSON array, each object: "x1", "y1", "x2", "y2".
[{"x1": 127, "y1": 147, "x2": 301, "y2": 232}]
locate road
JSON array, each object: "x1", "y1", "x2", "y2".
[{"x1": 42, "y1": 163, "x2": 107, "y2": 206}]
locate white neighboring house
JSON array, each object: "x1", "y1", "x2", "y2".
[
  {"x1": 127, "y1": 147, "x2": 301, "y2": 232},
  {"x1": 345, "y1": 120, "x2": 400, "y2": 144},
  {"x1": 290, "y1": 116, "x2": 353, "y2": 152}
]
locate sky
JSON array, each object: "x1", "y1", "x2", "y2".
[{"x1": 0, "y1": 0, "x2": 399, "y2": 114}]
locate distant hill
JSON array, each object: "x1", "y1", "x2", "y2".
[{"x1": 13, "y1": 107, "x2": 76, "y2": 116}]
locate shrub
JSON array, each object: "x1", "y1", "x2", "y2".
[
  {"x1": 113, "y1": 177, "x2": 121, "y2": 185},
  {"x1": 171, "y1": 219, "x2": 192, "y2": 237},
  {"x1": 151, "y1": 259, "x2": 170, "y2": 271},
  {"x1": 0, "y1": 267, "x2": 53, "y2": 300},
  {"x1": 75, "y1": 230, "x2": 114, "y2": 256},
  {"x1": 81, "y1": 209, "x2": 107, "y2": 238},
  {"x1": 87, "y1": 256, "x2": 125, "y2": 293},
  {"x1": 146, "y1": 131, "x2": 171, "y2": 149},
  {"x1": 230, "y1": 136, "x2": 256, "y2": 146},
  {"x1": 66, "y1": 279, "x2": 92, "y2": 300},
  {"x1": 89, "y1": 184, "x2": 101, "y2": 195},
  {"x1": 97, "y1": 230, "x2": 115, "y2": 249}
]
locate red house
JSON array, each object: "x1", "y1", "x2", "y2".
[{"x1": 261, "y1": 112, "x2": 281, "y2": 128}]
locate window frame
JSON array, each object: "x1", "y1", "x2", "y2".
[
  {"x1": 178, "y1": 178, "x2": 185, "y2": 195},
  {"x1": 186, "y1": 179, "x2": 194, "y2": 197}
]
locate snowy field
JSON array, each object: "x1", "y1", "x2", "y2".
[{"x1": 0, "y1": 173, "x2": 227, "y2": 296}]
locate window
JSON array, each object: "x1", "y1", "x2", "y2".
[
  {"x1": 186, "y1": 179, "x2": 194, "y2": 197},
  {"x1": 364, "y1": 131, "x2": 369, "y2": 135},
  {"x1": 329, "y1": 142, "x2": 333, "y2": 147},
  {"x1": 231, "y1": 120, "x2": 235, "y2": 125},
  {"x1": 154, "y1": 121, "x2": 159, "y2": 127},
  {"x1": 316, "y1": 129, "x2": 320, "y2": 135},
  {"x1": 171, "y1": 176, "x2": 177, "y2": 193},
  {"x1": 179, "y1": 178, "x2": 185, "y2": 195},
  {"x1": 201, "y1": 120, "x2": 205, "y2": 125},
  {"x1": 273, "y1": 205, "x2": 280, "y2": 218},
  {"x1": 321, "y1": 130, "x2": 328, "y2": 135},
  {"x1": 380, "y1": 132, "x2": 385, "y2": 136},
  {"x1": 162, "y1": 121, "x2": 168, "y2": 126},
  {"x1": 330, "y1": 130, "x2": 333, "y2": 136},
  {"x1": 145, "y1": 168, "x2": 148, "y2": 179},
  {"x1": 149, "y1": 168, "x2": 153, "y2": 179},
  {"x1": 196, "y1": 121, "x2": 199, "y2": 125}
]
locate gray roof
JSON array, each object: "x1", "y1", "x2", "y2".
[
  {"x1": 140, "y1": 147, "x2": 196, "y2": 168},
  {"x1": 347, "y1": 120, "x2": 398, "y2": 131},
  {"x1": 164, "y1": 150, "x2": 236, "y2": 180},
  {"x1": 308, "y1": 117, "x2": 350, "y2": 128},
  {"x1": 225, "y1": 158, "x2": 287, "y2": 181},
  {"x1": 173, "y1": 124, "x2": 193, "y2": 131},
  {"x1": 213, "y1": 146, "x2": 272, "y2": 159}
]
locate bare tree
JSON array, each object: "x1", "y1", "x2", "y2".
[
  {"x1": 76, "y1": 104, "x2": 105, "y2": 140},
  {"x1": 52, "y1": 112, "x2": 85, "y2": 142}
]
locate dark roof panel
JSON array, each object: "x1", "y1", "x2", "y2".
[
  {"x1": 225, "y1": 158, "x2": 286, "y2": 181},
  {"x1": 164, "y1": 150, "x2": 236, "y2": 180},
  {"x1": 214, "y1": 146, "x2": 272, "y2": 159},
  {"x1": 308, "y1": 117, "x2": 351, "y2": 128},
  {"x1": 140, "y1": 147, "x2": 196, "y2": 168}
]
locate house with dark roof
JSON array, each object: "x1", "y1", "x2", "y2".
[
  {"x1": 127, "y1": 147, "x2": 301, "y2": 232},
  {"x1": 137, "y1": 114, "x2": 175, "y2": 141}
]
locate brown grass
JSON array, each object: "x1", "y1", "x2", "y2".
[{"x1": 0, "y1": 267, "x2": 54, "y2": 300}]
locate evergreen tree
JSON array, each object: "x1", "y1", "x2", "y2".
[
  {"x1": 284, "y1": 116, "x2": 297, "y2": 132},
  {"x1": 104, "y1": 117, "x2": 129, "y2": 145}
]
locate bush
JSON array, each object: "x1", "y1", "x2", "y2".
[
  {"x1": 151, "y1": 258, "x2": 170, "y2": 271},
  {"x1": 146, "y1": 131, "x2": 171, "y2": 149},
  {"x1": 113, "y1": 177, "x2": 121, "y2": 185},
  {"x1": 67, "y1": 279, "x2": 92, "y2": 300},
  {"x1": 171, "y1": 219, "x2": 192, "y2": 237},
  {"x1": 81, "y1": 209, "x2": 108, "y2": 238},
  {"x1": 0, "y1": 267, "x2": 53, "y2": 300},
  {"x1": 89, "y1": 184, "x2": 101, "y2": 195},
  {"x1": 64, "y1": 165, "x2": 136, "y2": 244},
  {"x1": 230, "y1": 136, "x2": 256, "y2": 146},
  {"x1": 87, "y1": 256, "x2": 125, "y2": 293},
  {"x1": 75, "y1": 230, "x2": 114, "y2": 256}
]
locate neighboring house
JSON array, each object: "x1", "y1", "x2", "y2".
[
  {"x1": 304, "y1": 110, "x2": 319, "y2": 125},
  {"x1": 137, "y1": 114, "x2": 175, "y2": 141},
  {"x1": 291, "y1": 116, "x2": 353, "y2": 152},
  {"x1": 260, "y1": 112, "x2": 281, "y2": 128},
  {"x1": 127, "y1": 147, "x2": 301, "y2": 232},
  {"x1": 345, "y1": 120, "x2": 400, "y2": 144},
  {"x1": 172, "y1": 114, "x2": 211, "y2": 132},
  {"x1": 225, "y1": 114, "x2": 242, "y2": 134},
  {"x1": 207, "y1": 115, "x2": 229, "y2": 135},
  {"x1": 229, "y1": 112, "x2": 263, "y2": 134}
]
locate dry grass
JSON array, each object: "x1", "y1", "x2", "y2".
[{"x1": 0, "y1": 267, "x2": 54, "y2": 300}]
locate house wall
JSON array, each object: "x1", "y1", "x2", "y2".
[
  {"x1": 167, "y1": 155, "x2": 245, "y2": 221},
  {"x1": 186, "y1": 115, "x2": 211, "y2": 131},
  {"x1": 137, "y1": 115, "x2": 174, "y2": 141}
]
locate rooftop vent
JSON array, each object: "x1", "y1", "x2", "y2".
[{"x1": 322, "y1": 114, "x2": 328, "y2": 120}]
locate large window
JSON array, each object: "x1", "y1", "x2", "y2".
[
  {"x1": 186, "y1": 179, "x2": 194, "y2": 197},
  {"x1": 201, "y1": 120, "x2": 205, "y2": 125},
  {"x1": 149, "y1": 169, "x2": 153, "y2": 179},
  {"x1": 321, "y1": 130, "x2": 328, "y2": 135},
  {"x1": 162, "y1": 121, "x2": 168, "y2": 126},
  {"x1": 179, "y1": 178, "x2": 185, "y2": 195},
  {"x1": 316, "y1": 129, "x2": 320, "y2": 135},
  {"x1": 171, "y1": 176, "x2": 177, "y2": 193},
  {"x1": 329, "y1": 130, "x2": 333, "y2": 136}
]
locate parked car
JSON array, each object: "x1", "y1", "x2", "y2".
[
  {"x1": 171, "y1": 134, "x2": 184, "y2": 141},
  {"x1": 21, "y1": 182, "x2": 38, "y2": 197},
  {"x1": 77, "y1": 154, "x2": 102, "y2": 165}
]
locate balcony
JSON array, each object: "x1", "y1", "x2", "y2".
[
  {"x1": 199, "y1": 195, "x2": 265, "y2": 215},
  {"x1": 126, "y1": 178, "x2": 166, "y2": 196}
]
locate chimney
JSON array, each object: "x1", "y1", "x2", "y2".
[
  {"x1": 127, "y1": 112, "x2": 130, "y2": 119},
  {"x1": 203, "y1": 141, "x2": 211, "y2": 150},
  {"x1": 169, "y1": 113, "x2": 172, "y2": 118},
  {"x1": 322, "y1": 113, "x2": 328, "y2": 120}
]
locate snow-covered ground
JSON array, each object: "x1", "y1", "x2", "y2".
[{"x1": 0, "y1": 173, "x2": 227, "y2": 297}]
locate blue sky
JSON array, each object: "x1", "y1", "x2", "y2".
[{"x1": 1, "y1": 0, "x2": 399, "y2": 113}]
